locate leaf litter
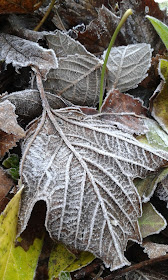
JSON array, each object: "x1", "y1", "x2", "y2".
[{"x1": 1, "y1": 1, "x2": 168, "y2": 279}]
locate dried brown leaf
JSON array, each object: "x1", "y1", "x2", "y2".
[
  {"x1": 101, "y1": 90, "x2": 148, "y2": 135},
  {"x1": 78, "y1": 5, "x2": 122, "y2": 53},
  {"x1": 0, "y1": 0, "x2": 43, "y2": 14},
  {"x1": 0, "y1": 167, "x2": 13, "y2": 202},
  {"x1": 55, "y1": 0, "x2": 117, "y2": 29},
  {"x1": 0, "y1": 131, "x2": 22, "y2": 159}
]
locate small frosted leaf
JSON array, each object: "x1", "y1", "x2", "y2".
[
  {"x1": 0, "y1": 100, "x2": 25, "y2": 137},
  {"x1": 1, "y1": 90, "x2": 68, "y2": 121},
  {"x1": 156, "y1": 175, "x2": 168, "y2": 208},
  {"x1": 18, "y1": 107, "x2": 167, "y2": 271},
  {"x1": 0, "y1": 33, "x2": 58, "y2": 78},
  {"x1": 44, "y1": 55, "x2": 103, "y2": 106},
  {"x1": 143, "y1": 241, "x2": 168, "y2": 259},
  {"x1": 102, "y1": 43, "x2": 152, "y2": 92},
  {"x1": 45, "y1": 30, "x2": 90, "y2": 57}
]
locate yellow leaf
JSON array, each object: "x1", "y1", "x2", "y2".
[
  {"x1": 48, "y1": 242, "x2": 95, "y2": 279},
  {"x1": 0, "y1": 186, "x2": 44, "y2": 279}
]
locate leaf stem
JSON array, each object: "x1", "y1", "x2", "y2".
[
  {"x1": 34, "y1": 0, "x2": 56, "y2": 31},
  {"x1": 98, "y1": 9, "x2": 133, "y2": 111}
]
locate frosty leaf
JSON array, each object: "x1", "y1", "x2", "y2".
[
  {"x1": 143, "y1": 241, "x2": 168, "y2": 259},
  {"x1": 156, "y1": 175, "x2": 168, "y2": 208},
  {"x1": 45, "y1": 30, "x2": 90, "y2": 58},
  {"x1": 152, "y1": 59, "x2": 168, "y2": 133},
  {"x1": 138, "y1": 203, "x2": 166, "y2": 238},
  {"x1": 0, "y1": 90, "x2": 68, "y2": 122},
  {"x1": 44, "y1": 55, "x2": 103, "y2": 106},
  {"x1": 102, "y1": 43, "x2": 152, "y2": 92},
  {"x1": 19, "y1": 107, "x2": 168, "y2": 271},
  {"x1": 0, "y1": 100, "x2": 25, "y2": 136},
  {"x1": 0, "y1": 100, "x2": 25, "y2": 158},
  {"x1": 143, "y1": 118, "x2": 168, "y2": 153},
  {"x1": 125, "y1": 269, "x2": 168, "y2": 280},
  {"x1": 0, "y1": 33, "x2": 58, "y2": 78}
]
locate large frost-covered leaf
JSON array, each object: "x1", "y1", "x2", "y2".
[
  {"x1": 0, "y1": 33, "x2": 58, "y2": 78},
  {"x1": 102, "y1": 43, "x2": 152, "y2": 92},
  {"x1": 18, "y1": 107, "x2": 167, "y2": 271},
  {"x1": 44, "y1": 55, "x2": 103, "y2": 106}
]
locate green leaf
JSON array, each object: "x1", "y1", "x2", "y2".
[
  {"x1": 48, "y1": 243, "x2": 95, "y2": 280},
  {"x1": 3, "y1": 154, "x2": 19, "y2": 169},
  {"x1": 146, "y1": 15, "x2": 168, "y2": 49},
  {"x1": 0, "y1": 186, "x2": 44, "y2": 279},
  {"x1": 59, "y1": 272, "x2": 72, "y2": 280},
  {"x1": 138, "y1": 202, "x2": 167, "y2": 238},
  {"x1": 135, "y1": 167, "x2": 168, "y2": 201},
  {"x1": 137, "y1": 118, "x2": 168, "y2": 153},
  {"x1": 3, "y1": 154, "x2": 20, "y2": 180},
  {"x1": 151, "y1": 60, "x2": 168, "y2": 133}
]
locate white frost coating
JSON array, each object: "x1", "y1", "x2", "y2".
[
  {"x1": 143, "y1": 241, "x2": 168, "y2": 259},
  {"x1": 0, "y1": 33, "x2": 58, "y2": 78},
  {"x1": 102, "y1": 43, "x2": 153, "y2": 92},
  {"x1": 18, "y1": 108, "x2": 168, "y2": 271}
]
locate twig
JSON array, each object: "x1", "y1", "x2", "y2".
[
  {"x1": 73, "y1": 259, "x2": 103, "y2": 279},
  {"x1": 103, "y1": 254, "x2": 168, "y2": 279},
  {"x1": 34, "y1": 0, "x2": 56, "y2": 31}
]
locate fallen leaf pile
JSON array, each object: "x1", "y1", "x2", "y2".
[{"x1": 0, "y1": 0, "x2": 168, "y2": 279}]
